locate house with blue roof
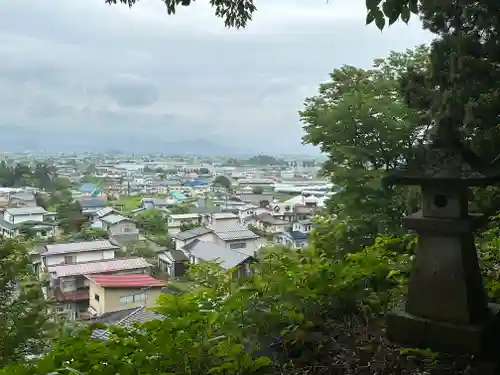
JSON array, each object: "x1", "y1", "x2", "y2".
[{"x1": 79, "y1": 183, "x2": 97, "y2": 194}]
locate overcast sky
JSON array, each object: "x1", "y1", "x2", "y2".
[{"x1": 0, "y1": 0, "x2": 432, "y2": 154}]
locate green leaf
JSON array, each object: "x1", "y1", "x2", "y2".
[
  {"x1": 409, "y1": 0, "x2": 418, "y2": 14},
  {"x1": 375, "y1": 15, "x2": 386, "y2": 30},
  {"x1": 400, "y1": 5, "x2": 411, "y2": 23},
  {"x1": 365, "y1": 0, "x2": 382, "y2": 12},
  {"x1": 366, "y1": 10, "x2": 376, "y2": 25}
]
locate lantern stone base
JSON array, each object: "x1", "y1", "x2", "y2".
[{"x1": 387, "y1": 305, "x2": 500, "y2": 355}]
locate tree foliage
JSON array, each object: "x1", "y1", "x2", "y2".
[
  {"x1": 105, "y1": 0, "x2": 257, "y2": 28},
  {"x1": 1, "y1": 237, "x2": 416, "y2": 374},
  {"x1": 135, "y1": 209, "x2": 167, "y2": 235},
  {"x1": 0, "y1": 240, "x2": 50, "y2": 366},
  {"x1": 300, "y1": 47, "x2": 428, "y2": 251},
  {"x1": 213, "y1": 175, "x2": 231, "y2": 190},
  {"x1": 0, "y1": 162, "x2": 60, "y2": 191}
]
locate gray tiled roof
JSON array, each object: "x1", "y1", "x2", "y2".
[
  {"x1": 211, "y1": 212, "x2": 239, "y2": 219},
  {"x1": 43, "y1": 240, "x2": 119, "y2": 255},
  {"x1": 78, "y1": 198, "x2": 107, "y2": 208},
  {"x1": 189, "y1": 241, "x2": 251, "y2": 269},
  {"x1": 96, "y1": 207, "x2": 115, "y2": 218},
  {"x1": 101, "y1": 214, "x2": 131, "y2": 225},
  {"x1": 209, "y1": 223, "x2": 259, "y2": 241},
  {"x1": 47, "y1": 257, "x2": 150, "y2": 277},
  {"x1": 5, "y1": 206, "x2": 47, "y2": 215},
  {"x1": 173, "y1": 226, "x2": 213, "y2": 241},
  {"x1": 91, "y1": 307, "x2": 165, "y2": 340}
]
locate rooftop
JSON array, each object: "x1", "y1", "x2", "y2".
[
  {"x1": 211, "y1": 212, "x2": 239, "y2": 219},
  {"x1": 101, "y1": 214, "x2": 131, "y2": 225},
  {"x1": 173, "y1": 226, "x2": 213, "y2": 241},
  {"x1": 169, "y1": 213, "x2": 200, "y2": 220},
  {"x1": 86, "y1": 274, "x2": 165, "y2": 288},
  {"x1": 43, "y1": 240, "x2": 119, "y2": 256},
  {"x1": 209, "y1": 222, "x2": 260, "y2": 241},
  {"x1": 188, "y1": 240, "x2": 251, "y2": 269},
  {"x1": 5, "y1": 206, "x2": 47, "y2": 215},
  {"x1": 47, "y1": 257, "x2": 151, "y2": 278}
]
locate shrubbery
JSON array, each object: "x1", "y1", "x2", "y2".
[{"x1": 2, "y1": 217, "x2": 500, "y2": 374}]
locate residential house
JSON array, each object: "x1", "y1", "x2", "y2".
[
  {"x1": 157, "y1": 249, "x2": 189, "y2": 277},
  {"x1": 189, "y1": 205, "x2": 222, "y2": 215},
  {"x1": 173, "y1": 226, "x2": 214, "y2": 250},
  {"x1": 78, "y1": 198, "x2": 108, "y2": 221},
  {"x1": 47, "y1": 257, "x2": 151, "y2": 321},
  {"x1": 87, "y1": 274, "x2": 165, "y2": 317},
  {"x1": 101, "y1": 214, "x2": 139, "y2": 244},
  {"x1": 40, "y1": 240, "x2": 119, "y2": 272},
  {"x1": 276, "y1": 231, "x2": 308, "y2": 249},
  {"x1": 292, "y1": 219, "x2": 313, "y2": 234},
  {"x1": 168, "y1": 213, "x2": 202, "y2": 235},
  {"x1": 201, "y1": 212, "x2": 240, "y2": 227},
  {"x1": 237, "y1": 204, "x2": 259, "y2": 221},
  {"x1": 238, "y1": 194, "x2": 275, "y2": 206},
  {"x1": 254, "y1": 213, "x2": 290, "y2": 234},
  {"x1": 140, "y1": 197, "x2": 172, "y2": 211},
  {"x1": 150, "y1": 180, "x2": 182, "y2": 195},
  {"x1": 0, "y1": 206, "x2": 56, "y2": 239},
  {"x1": 209, "y1": 222, "x2": 264, "y2": 257},
  {"x1": 9, "y1": 192, "x2": 37, "y2": 207},
  {"x1": 96, "y1": 207, "x2": 120, "y2": 219},
  {"x1": 184, "y1": 240, "x2": 253, "y2": 278}
]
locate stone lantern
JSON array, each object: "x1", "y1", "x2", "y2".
[{"x1": 386, "y1": 145, "x2": 500, "y2": 354}]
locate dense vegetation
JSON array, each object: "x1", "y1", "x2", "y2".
[{"x1": 2, "y1": 0, "x2": 500, "y2": 373}]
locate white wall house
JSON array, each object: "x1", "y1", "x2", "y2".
[
  {"x1": 3, "y1": 206, "x2": 47, "y2": 225},
  {"x1": 0, "y1": 206, "x2": 56, "y2": 239},
  {"x1": 168, "y1": 213, "x2": 201, "y2": 235},
  {"x1": 210, "y1": 223, "x2": 265, "y2": 257},
  {"x1": 292, "y1": 219, "x2": 313, "y2": 234},
  {"x1": 173, "y1": 226, "x2": 215, "y2": 250},
  {"x1": 40, "y1": 240, "x2": 119, "y2": 269},
  {"x1": 201, "y1": 212, "x2": 240, "y2": 227}
]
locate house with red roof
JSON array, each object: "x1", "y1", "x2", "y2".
[{"x1": 86, "y1": 274, "x2": 166, "y2": 317}]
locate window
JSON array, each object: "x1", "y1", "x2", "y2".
[
  {"x1": 230, "y1": 242, "x2": 246, "y2": 250},
  {"x1": 123, "y1": 226, "x2": 131, "y2": 233},
  {"x1": 134, "y1": 293, "x2": 146, "y2": 302},
  {"x1": 94, "y1": 294, "x2": 100, "y2": 301},
  {"x1": 64, "y1": 255, "x2": 76, "y2": 265},
  {"x1": 120, "y1": 293, "x2": 146, "y2": 305},
  {"x1": 61, "y1": 279, "x2": 76, "y2": 292},
  {"x1": 120, "y1": 295, "x2": 134, "y2": 305}
]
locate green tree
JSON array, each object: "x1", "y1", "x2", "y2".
[
  {"x1": 397, "y1": 1, "x2": 500, "y2": 216},
  {"x1": 0, "y1": 240, "x2": 51, "y2": 365},
  {"x1": 213, "y1": 175, "x2": 231, "y2": 190},
  {"x1": 252, "y1": 186, "x2": 264, "y2": 195},
  {"x1": 301, "y1": 47, "x2": 428, "y2": 252},
  {"x1": 58, "y1": 201, "x2": 86, "y2": 234},
  {"x1": 136, "y1": 209, "x2": 167, "y2": 235}
]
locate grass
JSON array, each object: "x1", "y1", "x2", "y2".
[{"x1": 112, "y1": 195, "x2": 144, "y2": 212}]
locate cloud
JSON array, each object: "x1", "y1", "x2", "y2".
[{"x1": 0, "y1": 0, "x2": 433, "y2": 154}]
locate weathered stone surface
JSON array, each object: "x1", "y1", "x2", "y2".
[{"x1": 386, "y1": 144, "x2": 500, "y2": 356}]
